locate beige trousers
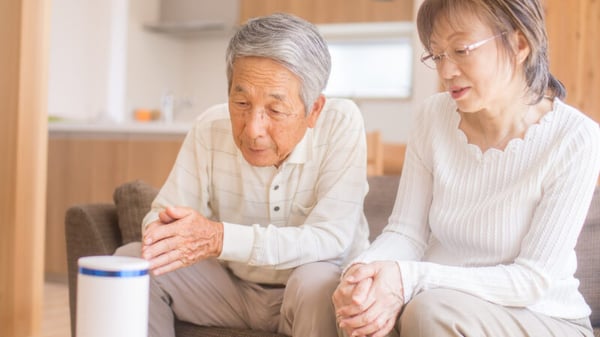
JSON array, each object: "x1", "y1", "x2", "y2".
[
  {"x1": 116, "y1": 242, "x2": 341, "y2": 337},
  {"x1": 340, "y1": 288, "x2": 593, "y2": 337}
]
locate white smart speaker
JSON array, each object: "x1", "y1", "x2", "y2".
[{"x1": 76, "y1": 256, "x2": 150, "y2": 337}]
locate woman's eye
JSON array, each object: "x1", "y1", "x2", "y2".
[{"x1": 454, "y1": 48, "x2": 469, "y2": 56}]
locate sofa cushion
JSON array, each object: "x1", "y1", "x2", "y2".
[
  {"x1": 575, "y1": 187, "x2": 600, "y2": 327},
  {"x1": 113, "y1": 180, "x2": 159, "y2": 244}
]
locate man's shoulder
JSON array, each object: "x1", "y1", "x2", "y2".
[
  {"x1": 322, "y1": 98, "x2": 361, "y2": 117},
  {"x1": 187, "y1": 103, "x2": 235, "y2": 152},
  {"x1": 317, "y1": 98, "x2": 364, "y2": 129},
  {"x1": 188, "y1": 103, "x2": 233, "y2": 137},
  {"x1": 194, "y1": 103, "x2": 231, "y2": 126}
]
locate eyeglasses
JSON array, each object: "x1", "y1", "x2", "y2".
[{"x1": 420, "y1": 32, "x2": 506, "y2": 69}]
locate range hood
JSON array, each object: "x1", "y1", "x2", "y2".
[{"x1": 144, "y1": 0, "x2": 239, "y2": 36}]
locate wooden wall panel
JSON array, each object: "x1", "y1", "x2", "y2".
[
  {"x1": 545, "y1": 0, "x2": 600, "y2": 123},
  {"x1": 0, "y1": 0, "x2": 49, "y2": 336}
]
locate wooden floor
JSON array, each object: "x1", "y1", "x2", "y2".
[{"x1": 43, "y1": 281, "x2": 71, "y2": 337}]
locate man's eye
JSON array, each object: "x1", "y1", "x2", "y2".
[{"x1": 268, "y1": 110, "x2": 283, "y2": 119}]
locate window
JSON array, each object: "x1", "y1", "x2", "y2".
[{"x1": 319, "y1": 22, "x2": 414, "y2": 99}]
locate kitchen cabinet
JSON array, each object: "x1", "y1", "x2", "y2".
[
  {"x1": 239, "y1": 0, "x2": 413, "y2": 24},
  {"x1": 45, "y1": 132, "x2": 184, "y2": 279}
]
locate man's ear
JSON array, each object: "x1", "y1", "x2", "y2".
[{"x1": 306, "y1": 95, "x2": 325, "y2": 128}]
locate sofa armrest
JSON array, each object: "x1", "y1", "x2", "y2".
[{"x1": 64, "y1": 203, "x2": 121, "y2": 337}]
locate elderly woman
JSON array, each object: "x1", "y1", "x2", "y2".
[{"x1": 332, "y1": 1, "x2": 600, "y2": 336}]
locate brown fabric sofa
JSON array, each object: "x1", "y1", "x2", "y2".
[{"x1": 65, "y1": 176, "x2": 600, "y2": 337}]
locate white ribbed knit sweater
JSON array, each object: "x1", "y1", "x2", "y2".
[{"x1": 358, "y1": 93, "x2": 600, "y2": 320}]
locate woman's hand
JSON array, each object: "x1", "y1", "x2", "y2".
[
  {"x1": 141, "y1": 206, "x2": 224, "y2": 275},
  {"x1": 335, "y1": 261, "x2": 404, "y2": 337},
  {"x1": 333, "y1": 263, "x2": 375, "y2": 336}
]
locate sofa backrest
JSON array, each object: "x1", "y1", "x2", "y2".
[
  {"x1": 575, "y1": 188, "x2": 600, "y2": 326},
  {"x1": 364, "y1": 175, "x2": 400, "y2": 241}
]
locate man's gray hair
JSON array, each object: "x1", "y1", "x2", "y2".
[{"x1": 226, "y1": 13, "x2": 331, "y2": 114}]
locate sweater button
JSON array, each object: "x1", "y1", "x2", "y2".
[{"x1": 274, "y1": 206, "x2": 280, "y2": 211}]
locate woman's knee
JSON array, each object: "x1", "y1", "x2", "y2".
[{"x1": 400, "y1": 289, "x2": 478, "y2": 337}]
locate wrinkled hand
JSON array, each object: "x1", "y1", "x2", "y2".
[
  {"x1": 141, "y1": 206, "x2": 224, "y2": 275},
  {"x1": 333, "y1": 263, "x2": 374, "y2": 335},
  {"x1": 335, "y1": 261, "x2": 404, "y2": 337}
]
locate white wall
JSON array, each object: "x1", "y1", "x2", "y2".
[
  {"x1": 48, "y1": 0, "x2": 437, "y2": 142},
  {"x1": 48, "y1": 0, "x2": 113, "y2": 121},
  {"x1": 125, "y1": 0, "x2": 189, "y2": 121}
]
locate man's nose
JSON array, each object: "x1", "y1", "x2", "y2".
[{"x1": 244, "y1": 108, "x2": 268, "y2": 137}]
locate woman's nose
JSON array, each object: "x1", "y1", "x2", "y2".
[{"x1": 437, "y1": 57, "x2": 460, "y2": 80}]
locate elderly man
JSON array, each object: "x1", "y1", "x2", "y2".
[{"x1": 117, "y1": 13, "x2": 369, "y2": 337}]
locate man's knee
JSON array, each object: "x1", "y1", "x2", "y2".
[
  {"x1": 280, "y1": 262, "x2": 341, "y2": 335},
  {"x1": 114, "y1": 241, "x2": 142, "y2": 258},
  {"x1": 286, "y1": 262, "x2": 341, "y2": 305}
]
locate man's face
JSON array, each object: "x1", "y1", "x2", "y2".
[{"x1": 228, "y1": 57, "x2": 322, "y2": 167}]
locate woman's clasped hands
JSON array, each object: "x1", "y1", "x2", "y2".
[{"x1": 332, "y1": 261, "x2": 405, "y2": 337}]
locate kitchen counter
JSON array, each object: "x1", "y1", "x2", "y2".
[{"x1": 48, "y1": 120, "x2": 192, "y2": 136}]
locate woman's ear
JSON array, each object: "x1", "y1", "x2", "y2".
[{"x1": 514, "y1": 30, "x2": 531, "y2": 65}]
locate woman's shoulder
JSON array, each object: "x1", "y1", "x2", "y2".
[
  {"x1": 547, "y1": 99, "x2": 600, "y2": 160},
  {"x1": 551, "y1": 98, "x2": 599, "y2": 138}
]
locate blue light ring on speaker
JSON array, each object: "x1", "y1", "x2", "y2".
[{"x1": 79, "y1": 267, "x2": 148, "y2": 277}]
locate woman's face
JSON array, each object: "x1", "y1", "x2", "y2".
[{"x1": 429, "y1": 13, "x2": 523, "y2": 113}]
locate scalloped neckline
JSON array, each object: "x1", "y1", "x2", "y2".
[{"x1": 453, "y1": 101, "x2": 557, "y2": 158}]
